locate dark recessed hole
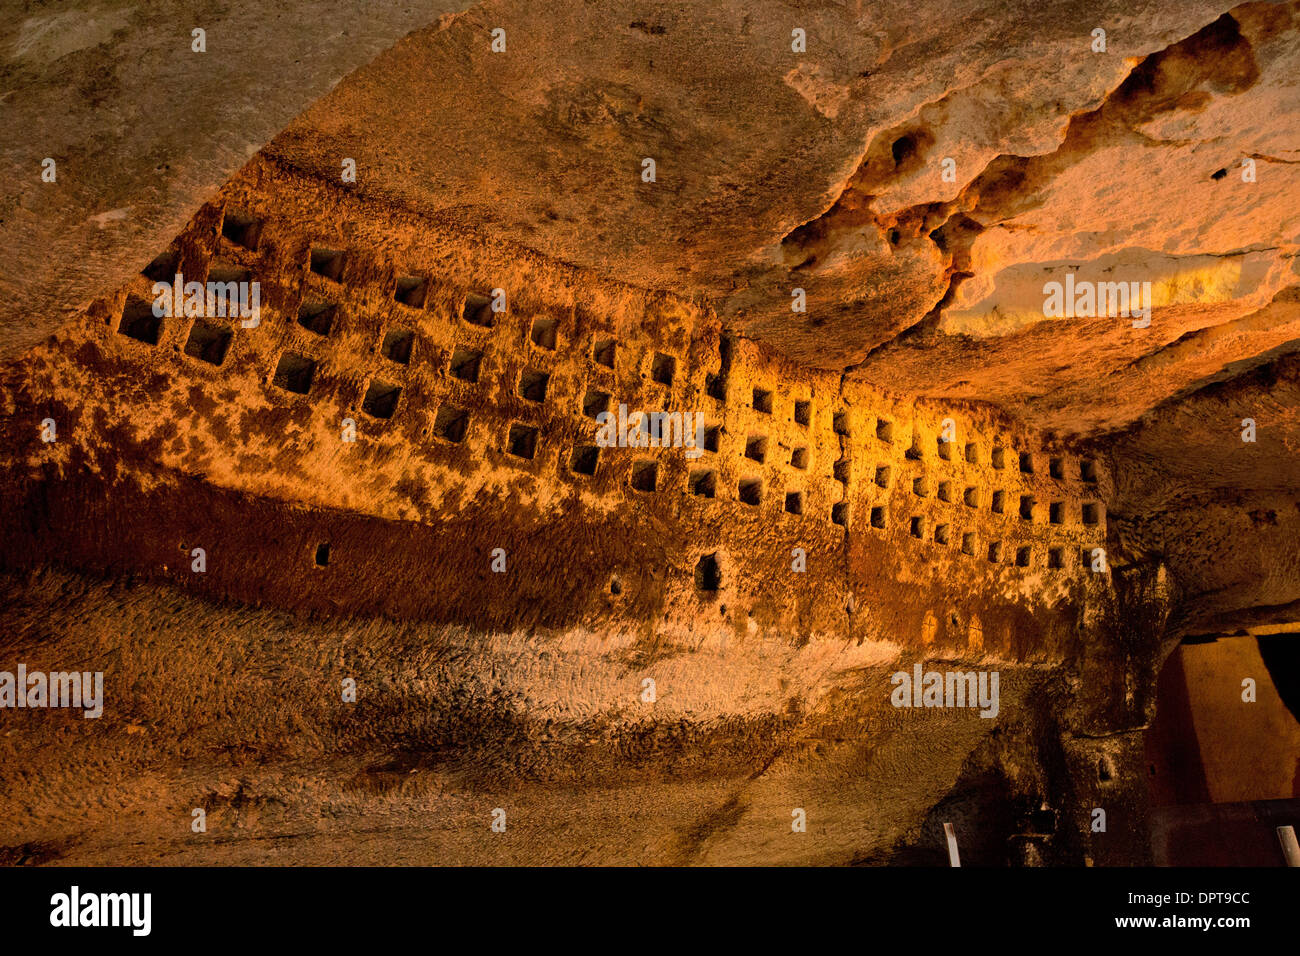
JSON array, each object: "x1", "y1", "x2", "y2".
[
  {"x1": 794, "y1": 400, "x2": 811, "y2": 426},
  {"x1": 991, "y1": 490, "x2": 1006, "y2": 514},
  {"x1": 934, "y1": 523, "x2": 949, "y2": 545},
  {"x1": 753, "y1": 388, "x2": 773, "y2": 414},
  {"x1": 912, "y1": 476, "x2": 928, "y2": 497},
  {"x1": 507, "y1": 423, "x2": 539, "y2": 460},
  {"x1": 694, "y1": 553, "x2": 721, "y2": 591},
  {"x1": 531, "y1": 316, "x2": 558, "y2": 350},
  {"x1": 297, "y1": 302, "x2": 336, "y2": 336},
  {"x1": 1049, "y1": 501, "x2": 1064, "y2": 524},
  {"x1": 630, "y1": 459, "x2": 658, "y2": 492},
  {"x1": 1015, "y1": 546, "x2": 1031, "y2": 567},
  {"x1": 1098, "y1": 756, "x2": 1115, "y2": 782},
  {"x1": 938, "y1": 481, "x2": 953, "y2": 503},
  {"x1": 593, "y1": 337, "x2": 616, "y2": 368},
  {"x1": 987, "y1": 541, "x2": 1002, "y2": 563},
  {"x1": 433, "y1": 405, "x2": 469, "y2": 443},
  {"x1": 1082, "y1": 502, "x2": 1100, "y2": 525},
  {"x1": 205, "y1": 264, "x2": 252, "y2": 317},
  {"x1": 394, "y1": 276, "x2": 427, "y2": 308},
  {"x1": 183, "y1": 318, "x2": 232, "y2": 366},
  {"x1": 1211, "y1": 167, "x2": 1227, "y2": 181},
  {"x1": 738, "y1": 477, "x2": 762, "y2": 506},
  {"x1": 143, "y1": 249, "x2": 179, "y2": 282},
  {"x1": 1081, "y1": 459, "x2": 1098, "y2": 482},
  {"x1": 651, "y1": 352, "x2": 676, "y2": 386},
  {"x1": 910, "y1": 516, "x2": 924, "y2": 539},
  {"x1": 381, "y1": 327, "x2": 415, "y2": 365},
  {"x1": 688, "y1": 468, "x2": 716, "y2": 498},
  {"x1": 905, "y1": 438, "x2": 923, "y2": 461},
  {"x1": 119, "y1": 297, "x2": 162, "y2": 345},
  {"x1": 833, "y1": 410, "x2": 849, "y2": 436},
  {"x1": 961, "y1": 532, "x2": 975, "y2": 555},
  {"x1": 463, "y1": 293, "x2": 494, "y2": 327},
  {"x1": 870, "y1": 506, "x2": 886, "y2": 529},
  {"x1": 832, "y1": 501, "x2": 848, "y2": 526},
  {"x1": 272, "y1": 352, "x2": 315, "y2": 394},
  {"x1": 570, "y1": 444, "x2": 599, "y2": 476},
  {"x1": 875, "y1": 464, "x2": 891, "y2": 488},
  {"x1": 937, "y1": 437, "x2": 952, "y2": 460},
  {"x1": 833, "y1": 459, "x2": 850, "y2": 485},
  {"x1": 314, "y1": 543, "x2": 330, "y2": 567},
  {"x1": 963, "y1": 487, "x2": 979, "y2": 508},
  {"x1": 361, "y1": 379, "x2": 402, "y2": 419},
  {"x1": 744, "y1": 434, "x2": 768, "y2": 463},
  {"x1": 222, "y1": 209, "x2": 262, "y2": 251},
  {"x1": 785, "y1": 491, "x2": 804, "y2": 516},
  {"x1": 519, "y1": 369, "x2": 550, "y2": 403},
  {"x1": 449, "y1": 347, "x2": 482, "y2": 382},
  {"x1": 1049, "y1": 457, "x2": 1064, "y2": 479},
  {"x1": 705, "y1": 373, "x2": 727, "y2": 401},
  {"x1": 791, "y1": 446, "x2": 809, "y2": 470},
  {"x1": 991, "y1": 446, "x2": 1006, "y2": 469},
  {"x1": 1048, "y1": 547, "x2": 1064, "y2": 569},
  {"x1": 876, "y1": 418, "x2": 894, "y2": 443},
  {"x1": 309, "y1": 247, "x2": 345, "y2": 281},
  {"x1": 582, "y1": 389, "x2": 611, "y2": 419},
  {"x1": 891, "y1": 134, "x2": 917, "y2": 166},
  {"x1": 1019, "y1": 495, "x2": 1035, "y2": 521},
  {"x1": 703, "y1": 425, "x2": 720, "y2": 453},
  {"x1": 1019, "y1": 452, "x2": 1033, "y2": 474},
  {"x1": 610, "y1": 577, "x2": 622, "y2": 596}
]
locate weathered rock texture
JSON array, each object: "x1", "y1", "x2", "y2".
[{"x1": 0, "y1": 0, "x2": 1297, "y2": 866}]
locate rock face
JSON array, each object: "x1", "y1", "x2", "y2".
[{"x1": 0, "y1": 1, "x2": 1297, "y2": 866}]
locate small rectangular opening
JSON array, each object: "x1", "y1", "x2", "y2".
[
  {"x1": 991, "y1": 446, "x2": 1006, "y2": 470},
  {"x1": 738, "y1": 477, "x2": 763, "y2": 506},
  {"x1": 910, "y1": 516, "x2": 924, "y2": 539},
  {"x1": 449, "y1": 347, "x2": 483, "y2": 382},
  {"x1": 395, "y1": 276, "x2": 428, "y2": 308},
  {"x1": 1015, "y1": 546, "x2": 1031, "y2": 567},
  {"x1": 1049, "y1": 501, "x2": 1064, "y2": 524},
  {"x1": 695, "y1": 553, "x2": 721, "y2": 591},
  {"x1": 963, "y1": 487, "x2": 979, "y2": 508},
  {"x1": 961, "y1": 532, "x2": 975, "y2": 555},
  {"x1": 221, "y1": 208, "x2": 262, "y2": 251},
  {"x1": 519, "y1": 369, "x2": 550, "y2": 403},
  {"x1": 744, "y1": 434, "x2": 768, "y2": 464},
  {"x1": 876, "y1": 418, "x2": 894, "y2": 443},
  {"x1": 937, "y1": 437, "x2": 952, "y2": 460},
  {"x1": 1049, "y1": 457, "x2": 1064, "y2": 479},
  {"x1": 905, "y1": 438, "x2": 923, "y2": 461},
  {"x1": 753, "y1": 388, "x2": 773, "y2": 414},
  {"x1": 965, "y1": 442, "x2": 978, "y2": 464},
  {"x1": 832, "y1": 502, "x2": 848, "y2": 527},
  {"x1": 463, "y1": 293, "x2": 494, "y2": 327},
  {"x1": 651, "y1": 352, "x2": 676, "y2": 386},
  {"x1": 785, "y1": 491, "x2": 804, "y2": 516},
  {"x1": 934, "y1": 523, "x2": 950, "y2": 545},
  {"x1": 530, "y1": 316, "x2": 558, "y2": 350},
  {"x1": 833, "y1": 410, "x2": 849, "y2": 436},
  {"x1": 593, "y1": 337, "x2": 616, "y2": 368},
  {"x1": 791, "y1": 447, "x2": 809, "y2": 470},
  {"x1": 314, "y1": 543, "x2": 330, "y2": 567},
  {"x1": 875, "y1": 465, "x2": 891, "y2": 488},
  {"x1": 1019, "y1": 495, "x2": 1035, "y2": 521},
  {"x1": 630, "y1": 459, "x2": 658, "y2": 492},
  {"x1": 143, "y1": 249, "x2": 179, "y2": 282},
  {"x1": 992, "y1": 490, "x2": 1006, "y2": 514},
  {"x1": 703, "y1": 425, "x2": 721, "y2": 453},
  {"x1": 309, "y1": 247, "x2": 345, "y2": 281},
  {"x1": 507, "y1": 423, "x2": 539, "y2": 460},
  {"x1": 1081, "y1": 459, "x2": 1098, "y2": 482},
  {"x1": 912, "y1": 476, "x2": 928, "y2": 497},
  {"x1": 870, "y1": 506, "x2": 886, "y2": 529},
  {"x1": 362, "y1": 379, "x2": 402, "y2": 419},
  {"x1": 688, "y1": 468, "x2": 716, "y2": 498},
  {"x1": 297, "y1": 302, "x2": 336, "y2": 336},
  {"x1": 582, "y1": 389, "x2": 611, "y2": 419},
  {"x1": 1019, "y1": 452, "x2": 1033, "y2": 474},
  {"x1": 183, "y1": 318, "x2": 232, "y2": 366},
  {"x1": 570, "y1": 445, "x2": 599, "y2": 476},
  {"x1": 1082, "y1": 502, "x2": 1100, "y2": 525},
  {"x1": 794, "y1": 400, "x2": 811, "y2": 427},
  {"x1": 381, "y1": 327, "x2": 415, "y2": 365},
  {"x1": 1048, "y1": 547, "x2": 1064, "y2": 569},
  {"x1": 119, "y1": 297, "x2": 162, "y2": 345},
  {"x1": 705, "y1": 373, "x2": 727, "y2": 401},
  {"x1": 272, "y1": 352, "x2": 315, "y2": 394},
  {"x1": 937, "y1": 481, "x2": 953, "y2": 503},
  {"x1": 433, "y1": 405, "x2": 469, "y2": 443},
  {"x1": 206, "y1": 264, "x2": 252, "y2": 317},
  {"x1": 833, "y1": 459, "x2": 850, "y2": 485},
  {"x1": 987, "y1": 541, "x2": 1002, "y2": 563}
]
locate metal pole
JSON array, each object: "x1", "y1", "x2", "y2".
[{"x1": 944, "y1": 822, "x2": 961, "y2": 867}]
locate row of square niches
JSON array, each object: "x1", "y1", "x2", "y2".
[
  {"x1": 904, "y1": 517, "x2": 1099, "y2": 571},
  {"x1": 904, "y1": 474, "x2": 1103, "y2": 526}
]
